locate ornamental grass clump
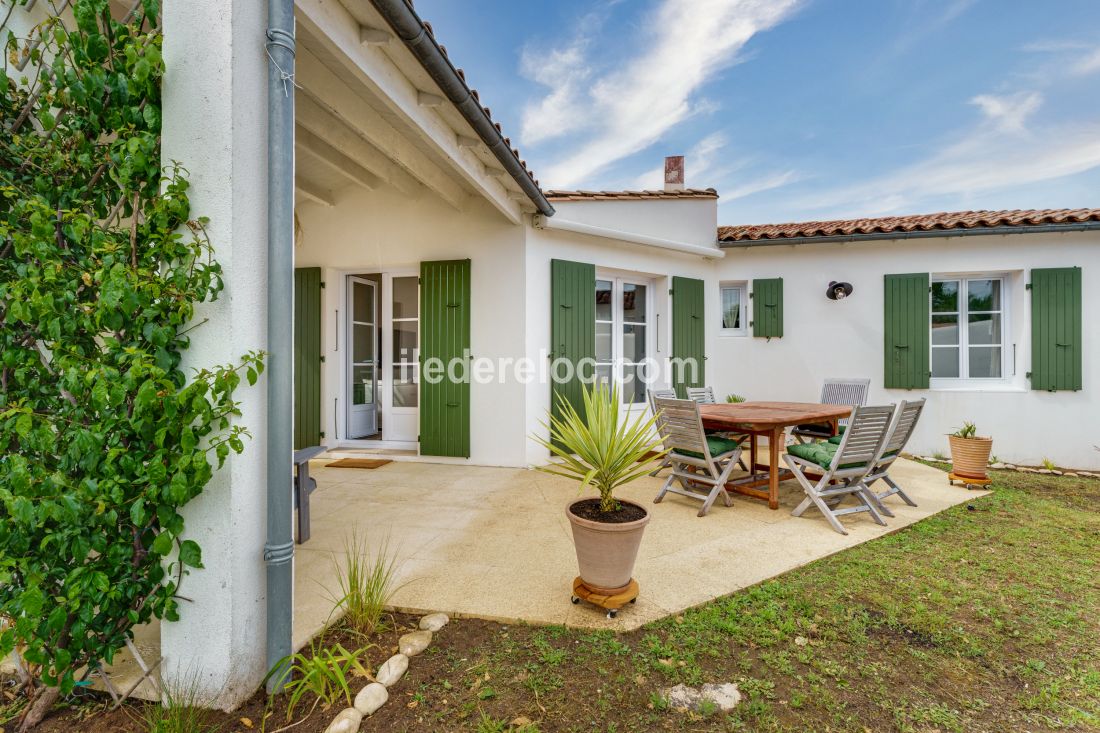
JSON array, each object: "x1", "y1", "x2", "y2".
[
  {"x1": 531, "y1": 383, "x2": 666, "y2": 513},
  {"x1": 331, "y1": 532, "x2": 402, "y2": 637},
  {"x1": 1, "y1": 3, "x2": 262, "y2": 728},
  {"x1": 266, "y1": 641, "x2": 372, "y2": 721}
]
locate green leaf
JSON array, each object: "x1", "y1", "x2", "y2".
[
  {"x1": 133, "y1": 58, "x2": 151, "y2": 83},
  {"x1": 11, "y1": 497, "x2": 36, "y2": 525},
  {"x1": 178, "y1": 540, "x2": 203, "y2": 569},
  {"x1": 151, "y1": 531, "x2": 174, "y2": 556},
  {"x1": 15, "y1": 412, "x2": 33, "y2": 438},
  {"x1": 130, "y1": 498, "x2": 146, "y2": 527}
]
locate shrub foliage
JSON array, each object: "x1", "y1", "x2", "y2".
[{"x1": 0, "y1": 0, "x2": 263, "y2": 705}]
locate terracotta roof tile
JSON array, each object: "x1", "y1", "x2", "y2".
[
  {"x1": 545, "y1": 188, "x2": 720, "y2": 202},
  {"x1": 717, "y1": 209, "x2": 1100, "y2": 242}
]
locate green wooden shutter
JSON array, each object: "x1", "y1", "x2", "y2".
[
  {"x1": 293, "y1": 267, "x2": 322, "y2": 449},
  {"x1": 420, "y1": 259, "x2": 471, "y2": 457},
  {"x1": 883, "y1": 273, "x2": 930, "y2": 389},
  {"x1": 1030, "y1": 267, "x2": 1082, "y2": 391},
  {"x1": 751, "y1": 278, "x2": 783, "y2": 338},
  {"x1": 550, "y1": 259, "x2": 595, "y2": 441},
  {"x1": 671, "y1": 276, "x2": 705, "y2": 397}
]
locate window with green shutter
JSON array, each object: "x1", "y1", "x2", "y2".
[
  {"x1": 1029, "y1": 267, "x2": 1082, "y2": 391},
  {"x1": 293, "y1": 267, "x2": 322, "y2": 449},
  {"x1": 883, "y1": 273, "x2": 930, "y2": 389},
  {"x1": 420, "y1": 259, "x2": 471, "y2": 457},
  {"x1": 751, "y1": 278, "x2": 783, "y2": 338},
  {"x1": 550, "y1": 260, "x2": 595, "y2": 442},
  {"x1": 671, "y1": 276, "x2": 705, "y2": 397}
]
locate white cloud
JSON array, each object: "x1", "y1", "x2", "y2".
[
  {"x1": 721, "y1": 169, "x2": 801, "y2": 201},
  {"x1": 519, "y1": 36, "x2": 593, "y2": 144},
  {"x1": 1072, "y1": 47, "x2": 1100, "y2": 75},
  {"x1": 521, "y1": 0, "x2": 802, "y2": 188},
  {"x1": 1021, "y1": 38, "x2": 1100, "y2": 76},
  {"x1": 789, "y1": 117, "x2": 1100, "y2": 219},
  {"x1": 969, "y1": 91, "x2": 1042, "y2": 132}
]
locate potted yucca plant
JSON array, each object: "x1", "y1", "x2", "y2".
[
  {"x1": 948, "y1": 421, "x2": 993, "y2": 480},
  {"x1": 532, "y1": 383, "x2": 666, "y2": 593}
]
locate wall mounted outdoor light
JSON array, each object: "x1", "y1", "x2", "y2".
[{"x1": 827, "y1": 281, "x2": 854, "y2": 300}]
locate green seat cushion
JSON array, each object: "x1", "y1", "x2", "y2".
[
  {"x1": 787, "y1": 441, "x2": 867, "y2": 470},
  {"x1": 679, "y1": 435, "x2": 743, "y2": 460},
  {"x1": 787, "y1": 442, "x2": 839, "y2": 468}
]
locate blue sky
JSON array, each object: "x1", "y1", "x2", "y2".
[{"x1": 414, "y1": 0, "x2": 1100, "y2": 225}]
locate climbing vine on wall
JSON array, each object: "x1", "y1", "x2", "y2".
[{"x1": 0, "y1": 1, "x2": 263, "y2": 727}]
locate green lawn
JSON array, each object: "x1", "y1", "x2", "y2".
[
  {"x1": 11, "y1": 465, "x2": 1100, "y2": 733},
  {"x1": 372, "y1": 465, "x2": 1100, "y2": 732}
]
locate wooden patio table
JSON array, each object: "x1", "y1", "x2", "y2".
[{"x1": 698, "y1": 401, "x2": 852, "y2": 510}]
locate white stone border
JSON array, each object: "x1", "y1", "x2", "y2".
[
  {"x1": 907, "y1": 455, "x2": 1099, "y2": 479},
  {"x1": 324, "y1": 613, "x2": 449, "y2": 733}
]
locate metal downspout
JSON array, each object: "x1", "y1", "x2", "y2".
[{"x1": 264, "y1": 0, "x2": 295, "y2": 693}]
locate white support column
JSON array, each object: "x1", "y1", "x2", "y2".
[{"x1": 160, "y1": 0, "x2": 271, "y2": 708}]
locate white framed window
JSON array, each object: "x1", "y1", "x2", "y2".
[
  {"x1": 719, "y1": 281, "x2": 748, "y2": 336},
  {"x1": 595, "y1": 275, "x2": 653, "y2": 405},
  {"x1": 930, "y1": 275, "x2": 1008, "y2": 382}
]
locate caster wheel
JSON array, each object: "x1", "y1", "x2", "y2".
[
  {"x1": 607, "y1": 609, "x2": 618, "y2": 619},
  {"x1": 570, "y1": 596, "x2": 580, "y2": 604},
  {"x1": 630, "y1": 598, "x2": 637, "y2": 604}
]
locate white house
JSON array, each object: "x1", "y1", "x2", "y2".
[{"x1": 13, "y1": 0, "x2": 1092, "y2": 708}]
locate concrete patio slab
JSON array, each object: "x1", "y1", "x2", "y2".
[{"x1": 293, "y1": 456, "x2": 985, "y2": 645}]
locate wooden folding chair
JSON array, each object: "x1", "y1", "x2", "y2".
[
  {"x1": 792, "y1": 377, "x2": 871, "y2": 443},
  {"x1": 835, "y1": 399, "x2": 925, "y2": 516},
  {"x1": 653, "y1": 396, "x2": 743, "y2": 517},
  {"x1": 647, "y1": 388, "x2": 677, "y2": 476},
  {"x1": 686, "y1": 386, "x2": 750, "y2": 470},
  {"x1": 784, "y1": 404, "x2": 896, "y2": 534},
  {"x1": 685, "y1": 386, "x2": 716, "y2": 404}
]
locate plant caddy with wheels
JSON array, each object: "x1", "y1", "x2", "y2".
[{"x1": 948, "y1": 421, "x2": 994, "y2": 489}]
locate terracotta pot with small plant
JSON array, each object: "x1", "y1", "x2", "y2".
[
  {"x1": 532, "y1": 383, "x2": 666, "y2": 598},
  {"x1": 948, "y1": 421, "x2": 994, "y2": 480}
]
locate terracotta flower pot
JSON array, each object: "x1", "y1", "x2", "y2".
[
  {"x1": 566, "y1": 499, "x2": 650, "y2": 592},
  {"x1": 949, "y1": 435, "x2": 993, "y2": 480}
]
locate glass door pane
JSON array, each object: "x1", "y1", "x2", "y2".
[
  {"x1": 347, "y1": 277, "x2": 378, "y2": 438},
  {"x1": 391, "y1": 276, "x2": 419, "y2": 409}
]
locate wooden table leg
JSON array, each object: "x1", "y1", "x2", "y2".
[
  {"x1": 768, "y1": 427, "x2": 781, "y2": 510},
  {"x1": 750, "y1": 433, "x2": 758, "y2": 477}
]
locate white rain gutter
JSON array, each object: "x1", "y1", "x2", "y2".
[{"x1": 533, "y1": 214, "x2": 725, "y2": 259}]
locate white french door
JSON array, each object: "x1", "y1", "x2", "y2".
[{"x1": 595, "y1": 274, "x2": 653, "y2": 406}]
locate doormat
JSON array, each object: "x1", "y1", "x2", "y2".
[{"x1": 325, "y1": 458, "x2": 392, "y2": 469}]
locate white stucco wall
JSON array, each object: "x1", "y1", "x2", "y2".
[
  {"x1": 524, "y1": 198, "x2": 722, "y2": 465},
  {"x1": 295, "y1": 187, "x2": 530, "y2": 466},
  {"x1": 547, "y1": 197, "x2": 719, "y2": 248},
  {"x1": 712, "y1": 232, "x2": 1098, "y2": 469},
  {"x1": 160, "y1": 0, "x2": 269, "y2": 708}
]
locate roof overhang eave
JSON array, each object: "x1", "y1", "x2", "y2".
[{"x1": 368, "y1": 0, "x2": 554, "y2": 217}]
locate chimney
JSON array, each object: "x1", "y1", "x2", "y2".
[{"x1": 663, "y1": 155, "x2": 685, "y2": 191}]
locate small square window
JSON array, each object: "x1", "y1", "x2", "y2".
[{"x1": 719, "y1": 282, "x2": 747, "y2": 336}]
